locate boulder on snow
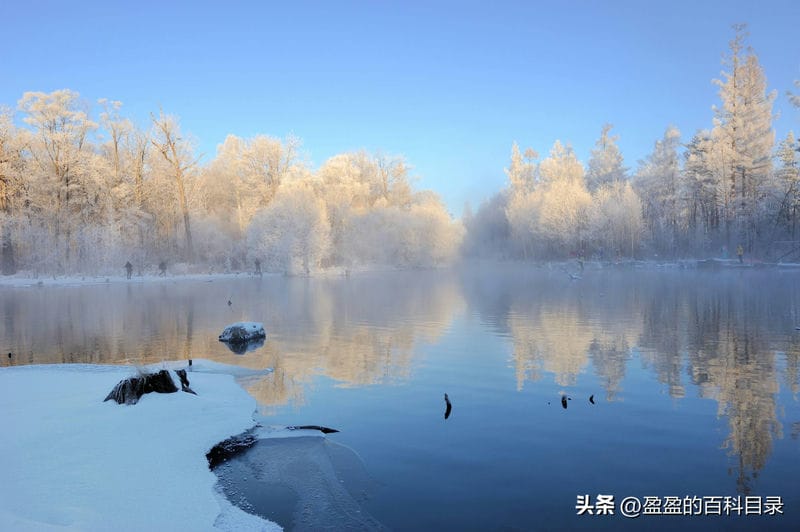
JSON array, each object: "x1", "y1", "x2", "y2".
[
  {"x1": 104, "y1": 369, "x2": 197, "y2": 405},
  {"x1": 218, "y1": 322, "x2": 266, "y2": 343},
  {"x1": 104, "y1": 369, "x2": 178, "y2": 405}
]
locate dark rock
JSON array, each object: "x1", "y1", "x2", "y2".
[
  {"x1": 219, "y1": 322, "x2": 266, "y2": 343},
  {"x1": 207, "y1": 428, "x2": 258, "y2": 469},
  {"x1": 561, "y1": 396, "x2": 568, "y2": 409},
  {"x1": 104, "y1": 369, "x2": 179, "y2": 405},
  {"x1": 444, "y1": 393, "x2": 452, "y2": 420},
  {"x1": 589, "y1": 394, "x2": 595, "y2": 404}
]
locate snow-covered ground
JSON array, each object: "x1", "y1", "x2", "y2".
[{"x1": 0, "y1": 361, "x2": 279, "y2": 531}]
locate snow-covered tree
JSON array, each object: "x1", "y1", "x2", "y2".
[
  {"x1": 151, "y1": 111, "x2": 198, "y2": 260},
  {"x1": 589, "y1": 181, "x2": 643, "y2": 257},
  {"x1": 635, "y1": 126, "x2": 682, "y2": 254},
  {"x1": 774, "y1": 132, "x2": 800, "y2": 238},
  {"x1": 710, "y1": 24, "x2": 776, "y2": 248},
  {"x1": 586, "y1": 124, "x2": 627, "y2": 192},
  {"x1": 18, "y1": 90, "x2": 99, "y2": 271},
  {"x1": 247, "y1": 182, "x2": 330, "y2": 275},
  {"x1": 505, "y1": 142, "x2": 537, "y2": 195},
  {"x1": 0, "y1": 107, "x2": 25, "y2": 274},
  {"x1": 506, "y1": 141, "x2": 591, "y2": 257}
]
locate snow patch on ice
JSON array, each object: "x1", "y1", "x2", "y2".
[{"x1": 0, "y1": 362, "x2": 279, "y2": 531}]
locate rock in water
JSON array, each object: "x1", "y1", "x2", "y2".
[
  {"x1": 104, "y1": 369, "x2": 178, "y2": 405},
  {"x1": 218, "y1": 322, "x2": 267, "y2": 343},
  {"x1": 444, "y1": 393, "x2": 452, "y2": 420},
  {"x1": 561, "y1": 395, "x2": 568, "y2": 409}
]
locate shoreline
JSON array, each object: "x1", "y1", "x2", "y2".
[
  {"x1": 0, "y1": 361, "x2": 280, "y2": 531},
  {"x1": 2, "y1": 258, "x2": 799, "y2": 289}
]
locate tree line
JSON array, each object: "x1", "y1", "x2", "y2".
[
  {"x1": 464, "y1": 25, "x2": 800, "y2": 262},
  {"x1": 0, "y1": 96, "x2": 462, "y2": 276},
  {"x1": 2, "y1": 25, "x2": 799, "y2": 276}
]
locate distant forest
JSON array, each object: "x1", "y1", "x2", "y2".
[{"x1": 1, "y1": 25, "x2": 799, "y2": 276}]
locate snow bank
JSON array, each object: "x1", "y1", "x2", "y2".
[{"x1": 0, "y1": 362, "x2": 279, "y2": 531}]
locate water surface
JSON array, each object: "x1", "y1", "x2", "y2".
[{"x1": 2, "y1": 266, "x2": 799, "y2": 529}]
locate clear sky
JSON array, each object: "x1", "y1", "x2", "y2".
[{"x1": 3, "y1": 0, "x2": 799, "y2": 216}]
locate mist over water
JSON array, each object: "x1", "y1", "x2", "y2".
[{"x1": 2, "y1": 265, "x2": 799, "y2": 529}]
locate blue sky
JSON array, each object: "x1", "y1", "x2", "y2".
[{"x1": 3, "y1": 0, "x2": 799, "y2": 216}]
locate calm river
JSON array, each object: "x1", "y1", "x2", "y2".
[{"x1": 2, "y1": 265, "x2": 799, "y2": 530}]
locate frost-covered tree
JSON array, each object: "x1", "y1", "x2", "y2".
[
  {"x1": 586, "y1": 124, "x2": 627, "y2": 192},
  {"x1": 710, "y1": 24, "x2": 776, "y2": 248},
  {"x1": 201, "y1": 134, "x2": 305, "y2": 238},
  {"x1": 635, "y1": 126, "x2": 682, "y2": 254},
  {"x1": 789, "y1": 79, "x2": 800, "y2": 109},
  {"x1": 151, "y1": 111, "x2": 198, "y2": 260},
  {"x1": 507, "y1": 140, "x2": 591, "y2": 257},
  {"x1": 506, "y1": 188, "x2": 541, "y2": 259},
  {"x1": 247, "y1": 182, "x2": 330, "y2": 275},
  {"x1": 505, "y1": 142, "x2": 537, "y2": 195},
  {"x1": 342, "y1": 192, "x2": 461, "y2": 268},
  {"x1": 18, "y1": 90, "x2": 99, "y2": 271},
  {"x1": 589, "y1": 181, "x2": 643, "y2": 257},
  {"x1": 682, "y1": 131, "x2": 720, "y2": 250},
  {"x1": 774, "y1": 132, "x2": 800, "y2": 238},
  {"x1": 0, "y1": 107, "x2": 25, "y2": 274},
  {"x1": 317, "y1": 151, "x2": 417, "y2": 265}
]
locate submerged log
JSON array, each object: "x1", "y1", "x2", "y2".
[
  {"x1": 104, "y1": 369, "x2": 180, "y2": 405},
  {"x1": 287, "y1": 425, "x2": 340, "y2": 434}
]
